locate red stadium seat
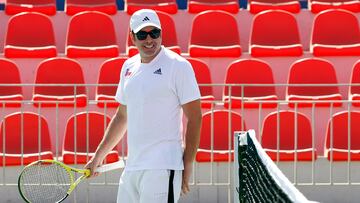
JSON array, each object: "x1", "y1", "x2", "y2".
[
  {"x1": 250, "y1": 10, "x2": 303, "y2": 57},
  {"x1": 261, "y1": 111, "x2": 317, "y2": 161},
  {"x1": 186, "y1": 58, "x2": 215, "y2": 108},
  {"x1": 125, "y1": 0, "x2": 178, "y2": 14},
  {"x1": 311, "y1": 9, "x2": 360, "y2": 56},
  {"x1": 33, "y1": 57, "x2": 87, "y2": 107},
  {"x1": 4, "y1": 12, "x2": 57, "y2": 58},
  {"x1": 325, "y1": 111, "x2": 360, "y2": 161},
  {"x1": 188, "y1": 0, "x2": 239, "y2": 14},
  {"x1": 223, "y1": 59, "x2": 278, "y2": 108},
  {"x1": 309, "y1": 0, "x2": 360, "y2": 13},
  {"x1": 189, "y1": 10, "x2": 241, "y2": 57},
  {"x1": 5, "y1": 0, "x2": 57, "y2": 15},
  {"x1": 96, "y1": 57, "x2": 127, "y2": 108},
  {"x1": 287, "y1": 58, "x2": 342, "y2": 107},
  {"x1": 66, "y1": 11, "x2": 119, "y2": 58},
  {"x1": 196, "y1": 110, "x2": 245, "y2": 162},
  {"x1": 65, "y1": 0, "x2": 118, "y2": 15},
  {"x1": 350, "y1": 60, "x2": 360, "y2": 106},
  {"x1": 127, "y1": 11, "x2": 180, "y2": 56},
  {"x1": 0, "y1": 59, "x2": 23, "y2": 107},
  {"x1": 0, "y1": 112, "x2": 53, "y2": 166},
  {"x1": 62, "y1": 112, "x2": 119, "y2": 164},
  {"x1": 248, "y1": 0, "x2": 301, "y2": 14}
]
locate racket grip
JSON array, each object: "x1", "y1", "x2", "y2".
[{"x1": 95, "y1": 160, "x2": 125, "y2": 173}]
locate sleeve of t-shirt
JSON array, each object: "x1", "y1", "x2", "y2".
[
  {"x1": 175, "y1": 60, "x2": 201, "y2": 105},
  {"x1": 115, "y1": 62, "x2": 127, "y2": 105}
]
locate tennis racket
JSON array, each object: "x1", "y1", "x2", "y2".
[{"x1": 18, "y1": 159, "x2": 125, "y2": 203}]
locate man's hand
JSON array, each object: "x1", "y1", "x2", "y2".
[
  {"x1": 84, "y1": 158, "x2": 102, "y2": 178},
  {"x1": 181, "y1": 161, "x2": 193, "y2": 195}
]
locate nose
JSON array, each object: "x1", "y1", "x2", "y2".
[{"x1": 144, "y1": 34, "x2": 153, "y2": 42}]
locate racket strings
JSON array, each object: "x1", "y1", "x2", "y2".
[{"x1": 19, "y1": 162, "x2": 72, "y2": 203}]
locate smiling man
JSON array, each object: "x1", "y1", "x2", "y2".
[{"x1": 85, "y1": 9, "x2": 202, "y2": 203}]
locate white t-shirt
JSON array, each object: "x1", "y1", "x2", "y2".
[{"x1": 115, "y1": 46, "x2": 201, "y2": 171}]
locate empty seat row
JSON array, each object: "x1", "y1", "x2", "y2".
[
  {"x1": 197, "y1": 109, "x2": 360, "y2": 162},
  {"x1": 1, "y1": 109, "x2": 359, "y2": 166},
  {"x1": 3, "y1": 9, "x2": 360, "y2": 58},
  {"x1": 1, "y1": 57, "x2": 360, "y2": 108},
  {"x1": 0, "y1": 111, "x2": 119, "y2": 166},
  {"x1": 4, "y1": 0, "x2": 360, "y2": 16}
]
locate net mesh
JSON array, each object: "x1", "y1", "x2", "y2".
[
  {"x1": 237, "y1": 130, "x2": 311, "y2": 203},
  {"x1": 18, "y1": 161, "x2": 71, "y2": 203}
]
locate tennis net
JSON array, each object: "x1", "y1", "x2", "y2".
[{"x1": 235, "y1": 130, "x2": 315, "y2": 203}]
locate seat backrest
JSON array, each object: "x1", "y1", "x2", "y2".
[
  {"x1": 261, "y1": 111, "x2": 313, "y2": 150},
  {"x1": 190, "y1": 10, "x2": 240, "y2": 46},
  {"x1": 97, "y1": 57, "x2": 127, "y2": 96},
  {"x1": 67, "y1": 11, "x2": 117, "y2": 46},
  {"x1": 350, "y1": 60, "x2": 360, "y2": 95},
  {"x1": 251, "y1": 10, "x2": 300, "y2": 46},
  {"x1": 127, "y1": 11, "x2": 178, "y2": 49},
  {"x1": 6, "y1": 12, "x2": 55, "y2": 47},
  {"x1": 200, "y1": 110, "x2": 245, "y2": 150},
  {"x1": 0, "y1": 112, "x2": 52, "y2": 154},
  {"x1": 287, "y1": 58, "x2": 339, "y2": 96},
  {"x1": 311, "y1": 9, "x2": 360, "y2": 45},
  {"x1": 224, "y1": 59, "x2": 276, "y2": 97},
  {"x1": 67, "y1": 0, "x2": 115, "y2": 5},
  {"x1": 325, "y1": 111, "x2": 360, "y2": 150},
  {"x1": 63, "y1": 112, "x2": 111, "y2": 152},
  {"x1": 34, "y1": 57, "x2": 86, "y2": 96},
  {"x1": 0, "y1": 59, "x2": 21, "y2": 96},
  {"x1": 186, "y1": 58, "x2": 213, "y2": 97}
]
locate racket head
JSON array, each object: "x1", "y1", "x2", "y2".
[{"x1": 18, "y1": 159, "x2": 88, "y2": 203}]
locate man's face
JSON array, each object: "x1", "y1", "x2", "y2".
[{"x1": 131, "y1": 26, "x2": 162, "y2": 63}]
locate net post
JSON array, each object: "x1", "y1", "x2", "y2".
[{"x1": 234, "y1": 131, "x2": 247, "y2": 203}]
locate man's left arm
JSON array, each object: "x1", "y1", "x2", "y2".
[{"x1": 181, "y1": 99, "x2": 202, "y2": 195}]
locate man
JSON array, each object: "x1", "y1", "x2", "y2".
[{"x1": 85, "y1": 9, "x2": 202, "y2": 203}]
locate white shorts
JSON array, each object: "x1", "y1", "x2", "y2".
[{"x1": 116, "y1": 169, "x2": 182, "y2": 203}]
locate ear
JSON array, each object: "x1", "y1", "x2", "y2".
[{"x1": 130, "y1": 31, "x2": 136, "y2": 44}]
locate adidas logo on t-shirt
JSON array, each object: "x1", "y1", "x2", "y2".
[{"x1": 153, "y1": 68, "x2": 162, "y2": 75}]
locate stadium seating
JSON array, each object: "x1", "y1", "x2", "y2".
[
  {"x1": 350, "y1": 60, "x2": 360, "y2": 106},
  {"x1": 0, "y1": 112, "x2": 53, "y2": 166},
  {"x1": 261, "y1": 111, "x2": 317, "y2": 161},
  {"x1": 308, "y1": 0, "x2": 360, "y2": 13},
  {"x1": 189, "y1": 10, "x2": 241, "y2": 57},
  {"x1": 62, "y1": 112, "x2": 119, "y2": 164},
  {"x1": 127, "y1": 11, "x2": 181, "y2": 56},
  {"x1": 250, "y1": 10, "x2": 303, "y2": 57},
  {"x1": 4, "y1": 12, "x2": 57, "y2": 58},
  {"x1": 96, "y1": 57, "x2": 127, "y2": 108},
  {"x1": 65, "y1": 0, "x2": 118, "y2": 15},
  {"x1": 187, "y1": 0, "x2": 240, "y2": 14},
  {"x1": 286, "y1": 58, "x2": 342, "y2": 107},
  {"x1": 196, "y1": 110, "x2": 245, "y2": 162},
  {"x1": 66, "y1": 11, "x2": 119, "y2": 58},
  {"x1": 311, "y1": 9, "x2": 360, "y2": 56},
  {"x1": 223, "y1": 59, "x2": 278, "y2": 108},
  {"x1": 187, "y1": 58, "x2": 215, "y2": 108},
  {"x1": 248, "y1": 0, "x2": 301, "y2": 14},
  {"x1": 325, "y1": 111, "x2": 360, "y2": 161},
  {"x1": 125, "y1": 0, "x2": 178, "y2": 14},
  {"x1": 33, "y1": 57, "x2": 87, "y2": 107},
  {"x1": 0, "y1": 59, "x2": 23, "y2": 107},
  {"x1": 5, "y1": 0, "x2": 57, "y2": 15}
]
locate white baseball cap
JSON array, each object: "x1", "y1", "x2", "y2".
[{"x1": 130, "y1": 9, "x2": 162, "y2": 33}]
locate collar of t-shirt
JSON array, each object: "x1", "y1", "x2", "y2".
[{"x1": 140, "y1": 46, "x2": 165, "y2": 67}]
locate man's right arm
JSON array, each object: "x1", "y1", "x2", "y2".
[{"x1": 85, "y1": 105, "x2": 127, "y2": 177}]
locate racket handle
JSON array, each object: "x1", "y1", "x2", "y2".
[{"x1": 95, "y1": 160, "x2": 125, "y2": 173}]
